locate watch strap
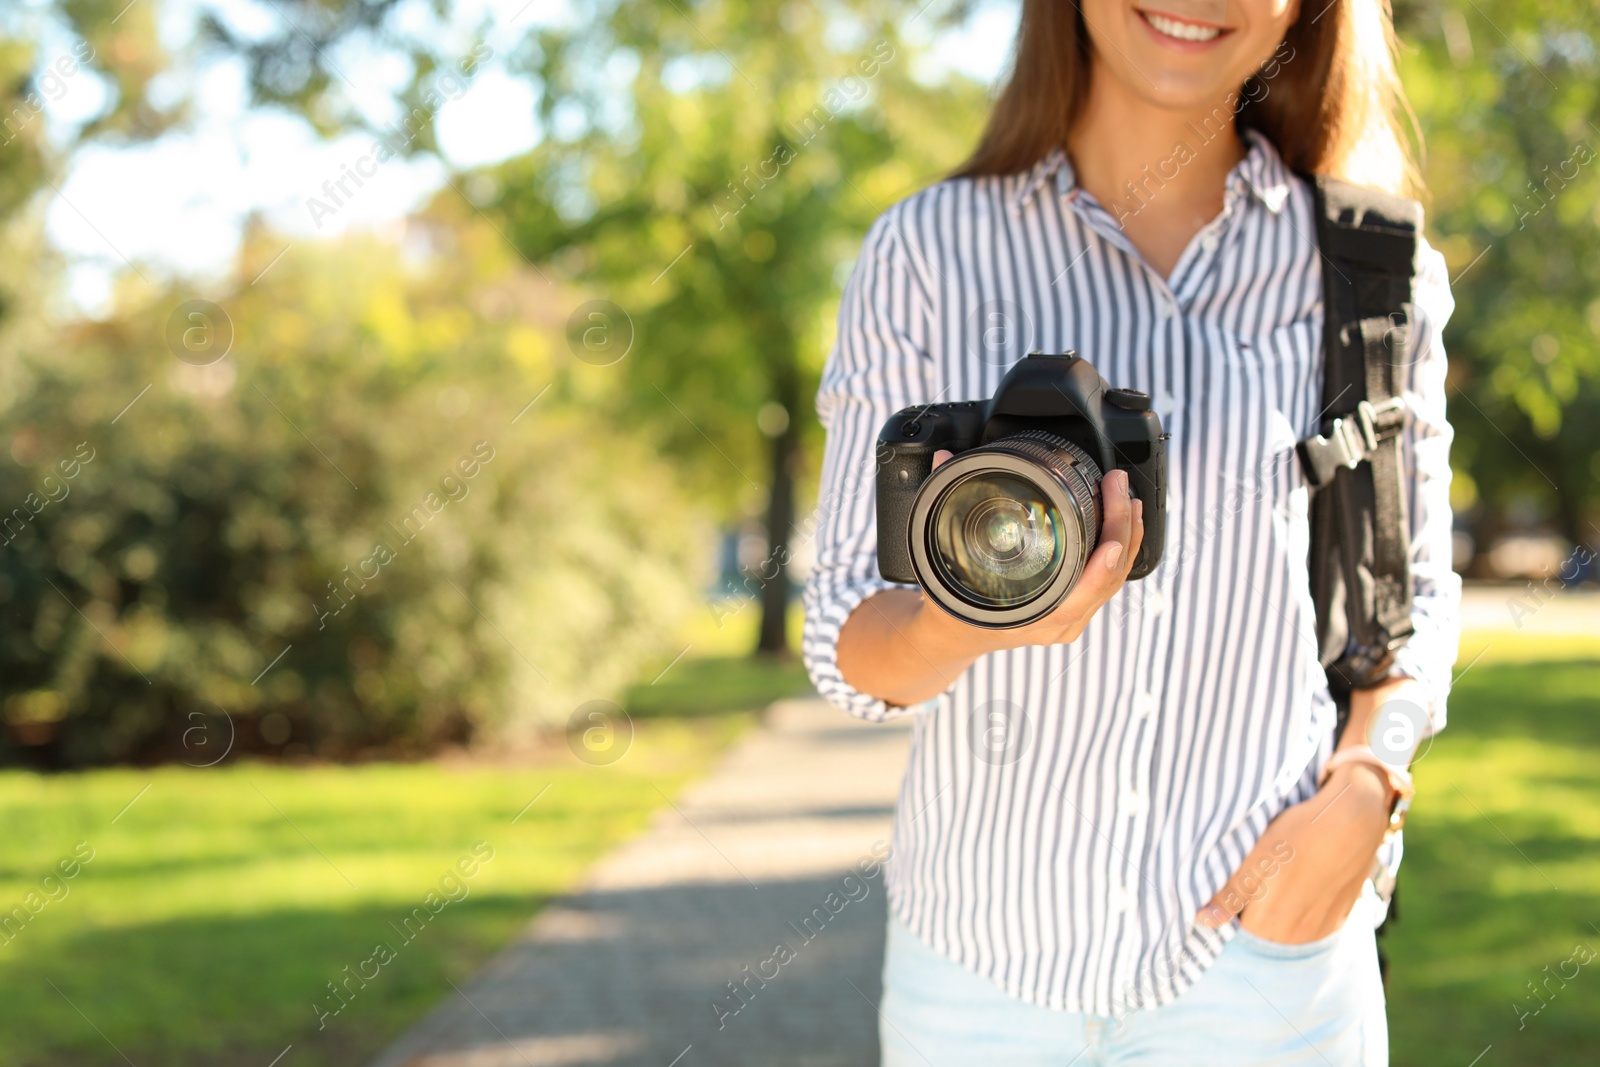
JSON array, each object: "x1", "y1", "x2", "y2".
[{"x1": 1320, "y1": 745, "x2": 1414, "y2": 839}]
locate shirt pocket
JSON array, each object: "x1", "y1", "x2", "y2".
[
  {"x1": 1179, "y1": 353, "x2": 1314, "y2": 545},
  {"x1": 1221, "y1": 319, "x2": 1319, "y2": 369}
]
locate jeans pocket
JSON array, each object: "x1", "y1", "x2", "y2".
[{"x1": 1231, "y1": 923, "x2": 1343, "y2": 961}]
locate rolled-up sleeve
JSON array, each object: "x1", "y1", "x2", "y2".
[
  {"x1": 801, "y1": 212, "x2": 938, "y2": 721},
  {"x1": 1387, "y1": 239, "x2": 1463, "y2": 734}
]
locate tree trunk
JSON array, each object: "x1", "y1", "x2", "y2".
[
  {"x1": 756, "y1": 411, "x2": 797, "y2": 657},
  {"x1": 1550, "y1": 445, "x2": 1590, "y2": 552},
  {"x1": 1464, "y1": 505, "x2": 1502, "y2": 580}
]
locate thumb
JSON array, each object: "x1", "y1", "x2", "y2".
[
  {"x1": 1196, "y1": 874, "x2": 1250, "y2": 929},
  {"x1": 932, "y1": 449, "x2": 954, "y2": 470}
]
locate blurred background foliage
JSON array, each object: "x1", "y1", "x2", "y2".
[
  {"x1": 1, "y1": 2, "x2": 1598, "y2": 1065},
  {"x1": 0, "y1": 0, "x2": 1597, "y2": 767},
  {"x1": 1396, "y1": 0, "x2": 1600, "y2": 562},
  {"x1": 481, "y1": 0, "x2": 987, "y2": 652},
  {"x1": 2, "y1": 211, "x2": 706, "y2": 764}
]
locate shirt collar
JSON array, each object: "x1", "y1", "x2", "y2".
[
  {"x1": 1009, "y1": 129, "x2": 1294, "y2": 216},
  {"x1": 1230, "y1": 129, "x2": 1294, "y2": 214},
  {"x1": 1011, "y1": 147, "x2": 1072, "y2": 211}
]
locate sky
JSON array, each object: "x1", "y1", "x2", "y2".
[{"x1": 26, "y1": 0, "x2": 1019, "y2": 313}]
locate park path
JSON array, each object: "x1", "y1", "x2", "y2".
[
  {"x1": 368, "y1": 697, "x2": 911, "y2": 1067},
  {"x1": 367, "y1": 588, "x2": 1595, "y2": 1067},
  {"x1": 1458, "y1": 584, "x2": 1598, "y2": 634}
]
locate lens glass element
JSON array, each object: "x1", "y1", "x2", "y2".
[{"x1": 930, "y1": 472, "x2": 1064, "y2": 607}]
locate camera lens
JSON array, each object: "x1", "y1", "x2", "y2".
[
  {"x1": 909, "y1": 432, "x2": 1102, "y2": 627},
  {"x1": 934, "y1": 475, "x2": 1062, "y2": 603}
]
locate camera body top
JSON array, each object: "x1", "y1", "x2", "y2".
[{"x1": 875, "y1": 351, "x2": 1168, "y2": 585}]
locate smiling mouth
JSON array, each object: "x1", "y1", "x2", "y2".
[{"x1": 1138, "y1": 9, "x2": 1229, "y2": 43}]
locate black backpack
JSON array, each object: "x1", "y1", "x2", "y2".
[
  {"x1": 1299, "y1": 176, "x2": 1422, "y2": 714},
  {"x1": 1300, "y1": 176, "x2": 1425, "y2": 982}
]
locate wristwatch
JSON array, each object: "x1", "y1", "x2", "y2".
[{"x1": 1318, "y1": 745, "x2": 1414, "y2": 840}]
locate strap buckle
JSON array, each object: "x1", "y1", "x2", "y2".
[{"x1": 1298, "y1": 396, "x2": 1406, "y2": 487}]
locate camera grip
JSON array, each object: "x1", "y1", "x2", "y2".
[
  {"x1": 1125, "y1": 452, "x2": 1167, "y2": 580},
  {"x1": 875, "y1": 439, "x2": 934, "y2": 583}
]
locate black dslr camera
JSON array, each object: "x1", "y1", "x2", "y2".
[{"x1": 876, "y1": 352, "x2": 1167, "y2": 628}]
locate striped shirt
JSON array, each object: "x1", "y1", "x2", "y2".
[{"x1": 801, "y1": 132, "x2": 1460, "y2": 1016}]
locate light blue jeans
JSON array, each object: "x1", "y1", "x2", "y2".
[{"x1": 880, "y1": 902, "x2": 1388, "y2": 1066}]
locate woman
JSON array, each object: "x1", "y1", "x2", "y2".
[{"x1": 802, "y1": 0, "x2": 1459, "y2": 1063}]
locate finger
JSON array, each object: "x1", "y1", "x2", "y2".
[
  {"x1": 1197, "y1": 840, "x2": 1267, "y2": 928},
  {"x1": 1074, "y1": 469, "x2": 1135, "y2": 599},
  {"x1": 932, "y1": 449, "x2": 954, "y2": 470},
  {"x1": 1197, "y1": 876, "x2": 1249, "y2": 929},
  {"x1": 1037, "y1": 472, "x2": 1138, "y2": 639},
  {"x1": 1125, "y1": 497, "x2": 1145, "y2": 577}
]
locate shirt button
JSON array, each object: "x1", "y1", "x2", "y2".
[
  {"x1": 1145, "y1": 588, "x2": 1167, "y2": 616},
  {"x1": 1110, "y1": 885, "x2": 1133, "y2": 912},
  {"x1": 1201, "y1": 233, "x2": 1219, "y2": 253},
  {"x1": 1133, "y1": 692, "x2": 1156, "y2": 717},
  {"x1": 1156, "y1": 299, "x2": 1174, "y2": 319},
  {"x1": 1154, "y1": 392, "x2": 1177, "y2": 419},
  {"x1": 1121, "y1": 789, "x2": 1149, "y2": 815}
]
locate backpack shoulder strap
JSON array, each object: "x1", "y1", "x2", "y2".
[{"x1": 1299, "y1": 175, "x2": 1422, "y2": 694}]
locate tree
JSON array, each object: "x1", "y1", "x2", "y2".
[
  {"x1": 0, "y1": 0, "x2": 178, "y2": 330},
  {"x1": 477, "y1": 1, "x2": 987, "y2": 652},
  {"x1": 0, "y1": 0, "x2": 175, "y2": 207},
  {"x1": 198, "y1": 0, "x2": 988, "y2": 654},
  {"x1": 1396, "y1": 0, "x2": 1600, "y2": 565}
]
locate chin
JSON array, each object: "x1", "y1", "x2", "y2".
[
  {"x1": 1123, "y1": 68, "x2": 1250, "y2": 114},
  {"x1": 1083, "y1": 0, "x2": 1292, "y2": 116}
]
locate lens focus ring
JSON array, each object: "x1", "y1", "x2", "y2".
[
  {"x1": 986, "y1": 431, "x2": 1102, "y2": 550},
  {"x1": 907, "y1": 430, "x2": 1107, "y2": 628}
]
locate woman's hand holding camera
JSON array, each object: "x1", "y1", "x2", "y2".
[
  {"x1": 836, "y1": 458, "x2": 1145, "y2": 707},
  {"x1": 981, "y1": 461, "x2": 1146, "y2": 649}
]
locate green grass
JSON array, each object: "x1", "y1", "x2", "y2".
[
  {"x1": 620, "y1": 598, "x2": 813, "y2": 717},
  {"x1": 1387, "y1": 631, "x2": 1600, "y2": 1065},
  {"x1": 623, "y1": 653, "x2": 813, "y2": 718},
  {"x1": 0, "y1": 713, "x2": 752, "y2": 1067},
  {"x1": 3, "y1": 629, "x2": 1595, "y2": 1065}
]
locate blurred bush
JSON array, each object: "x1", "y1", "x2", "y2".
[{"x1": 0, "y1": 219, "x2": 707, "y2": 766}]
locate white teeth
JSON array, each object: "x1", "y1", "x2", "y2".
[{"x1": 1144, "y1": 11, "x2": 1222, "y2": 42}]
